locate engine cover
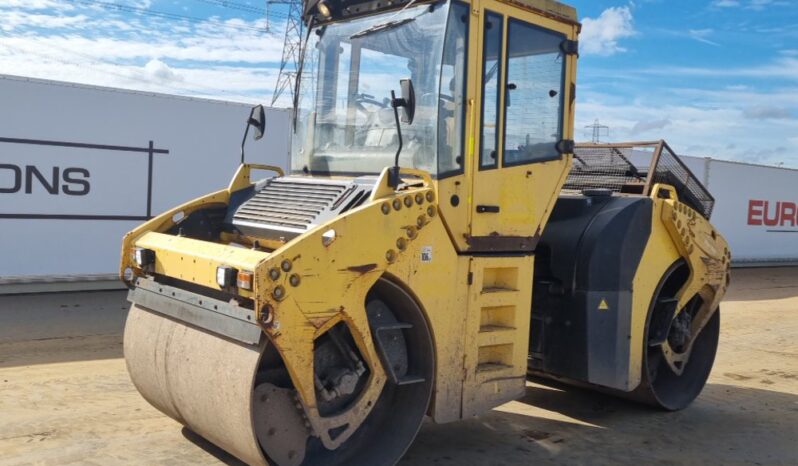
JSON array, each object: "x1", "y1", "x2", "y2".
[{"x1": 227, "y1": 176, "x2": 376, "y2": 241}]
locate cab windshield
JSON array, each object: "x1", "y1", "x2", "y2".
[{"x1": 291, "y1": 1, "x2": 468, "y2": 177}]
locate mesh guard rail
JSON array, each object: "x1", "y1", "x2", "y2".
[{"x1": 566, "y1": 141, "x2": 715, "y2": 219}]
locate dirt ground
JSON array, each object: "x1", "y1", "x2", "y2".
[{"x1": 0, "y1": 267, "x2": 796, "y2": 466}]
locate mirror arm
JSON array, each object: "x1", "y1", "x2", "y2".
[
  {"x1": 240, "y1": 123, "x2": 251, "y2": 165},
  {"x1": 389, "y1": 89, "x2": 404, "y2": 189}
]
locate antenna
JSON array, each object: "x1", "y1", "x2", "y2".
[{"x1": 585, "y1": 119, "x2": 610, "y2": 143}]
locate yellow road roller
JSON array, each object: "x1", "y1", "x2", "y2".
[{"x1": 120, "y1": 0, "x2": 731, "y2": 464}]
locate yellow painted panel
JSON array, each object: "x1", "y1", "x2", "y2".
[{"x1": 134, "y1": 232, "x2": 269, "y2": 297}]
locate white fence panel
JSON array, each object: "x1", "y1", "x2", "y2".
[{"x1": 0, "y1": 75, "x2": 291, "y2": 286}]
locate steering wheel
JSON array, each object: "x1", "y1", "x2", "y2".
[{"x1": 354, "y1": 93, "x2": 388, "y2": 116}]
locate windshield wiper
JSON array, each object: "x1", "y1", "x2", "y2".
[{"x1": 350, "y1": 17, "x2": 415, "y2": 39}]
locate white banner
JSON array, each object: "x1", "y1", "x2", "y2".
[{"x1": 0, "y1": 75, "x2": 291, "y2": 280}]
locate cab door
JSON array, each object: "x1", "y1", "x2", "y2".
[{"x1": 466, "y1": 0, "x2": 578, "y2": 252}]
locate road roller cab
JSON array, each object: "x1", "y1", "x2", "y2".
[{"x1": 120, "y1": 1, "x2": 731, "y2": 465}]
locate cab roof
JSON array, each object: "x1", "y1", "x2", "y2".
[{"x1": 304, "y1": 0, "x2": 579, "y2": 27}]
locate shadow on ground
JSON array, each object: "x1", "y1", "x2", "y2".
[
  {"x1": 179, "y1": 381, "x2": 798, "y2": 465},
  {"x1": 182, "y1": 428, "x2": 246, "y2": 466},
  {"x1": 402, "y1": 382, "x2": 798, "y2": 465}
]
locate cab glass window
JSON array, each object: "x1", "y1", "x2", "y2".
[
  {"x1": 437, "y1": 1, "x2": 470, "y2": 177},
  {"x1": 503, "y1": 19, "x2": 565, "y2": 166},
  {"x1": 479, "y1": 11, "x2": 503, "y2": 170}
]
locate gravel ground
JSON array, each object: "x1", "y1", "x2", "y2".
[{"x1": 0, "y1": 267, "x2": 796, "y2": 466}]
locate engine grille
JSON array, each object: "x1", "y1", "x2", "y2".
[
  {"x1": 229, "y1": 176, "x2": 375, "y2": 240},
  {"x1": 233, "y1": 179, "x2": 350, "y2": 230}
]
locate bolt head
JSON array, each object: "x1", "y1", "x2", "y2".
[
  {"x1": 273, "y1": 286, "x2": 286, "y2": 301},
  {"x1": 281, "y1": 259, "x2": 292, "y2": 272}
]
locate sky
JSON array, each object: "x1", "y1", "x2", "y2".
[{"x1": 0, "y1": 0, "x2": 797, "y2": 166}]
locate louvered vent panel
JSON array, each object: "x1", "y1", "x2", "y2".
[{"x1": 233, "y1": 179, "x2": 349, "y2": 230}]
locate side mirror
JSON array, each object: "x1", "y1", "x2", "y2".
[
  {"x1": 398, "y1": 79, "x2": 415, "y2": 124},
  {"x1": 248, "y1": 104, "x2": 266, "y2": 140},
  {"x1": 387, "y1": 79, "x2": 415, "y2": 189},
  {"x1": 241, "y1": 104, "x2": 266, "y2": 164}
]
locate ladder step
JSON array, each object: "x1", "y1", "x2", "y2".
[
  {"x1": 479, "y1": 325, "x2": 516, "y2": 333},
  {"x1": 481, "y1": 286, "x2": 518, "y2": 294},
  {"x1": 476, "y1": 362, "x2": 513, "y2": 373}
]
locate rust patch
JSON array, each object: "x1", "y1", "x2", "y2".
[
  {"x1": 307, "y1": 317, "x2": 329, "y2": 329},
  {"x1": 464, "y1": 235, "x2": 539, "y2": 253},
  {"x1": 346, "y1": 263, "x2": 378, "y2": 274}
]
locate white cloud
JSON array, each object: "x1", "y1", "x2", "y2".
[
  {"x1": 711, "y1": 0, "x2": 792, "y2": 10},
  {"x1": 0, "y1": 0, "x2": 72, "y2": 9},
  {"x1": 0, "y1": 10, "x2": 87, "y2": 30},
  {"x1": 0, "y1": 2, "x2": 288, "y2": 103},
  {"x1": 688, "y1": 29, "x2": 721, "y2": 46},
  {"x1": 580, "y1": 6, "x2": 635, "y2": 56},
  {"x1": 743, "y1": 105, "x2": 792, "y2": 120},
  {"x1": 576, "y1": 87, "x2": 798, "y2": 167},
  {"x1": 142, "y1": 58, "x2": 182, "y2": 83},
  {"x1": 631, "y1": 118, "x2": 671, "y2": 135},
  {"x1": 712, "y1": 0, "x2": 741, "y2": 7},
  {"x1": 639, "y1": 56, "x2": 798, "y2": 81}
]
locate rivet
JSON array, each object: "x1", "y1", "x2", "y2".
[
  {"x1": 381, "y1": 203, "x2": 391, "y2": 215},
  {"x1": 427, "y1": 205, "x2": 437, "y2": 217},
  {"x1": 404, "y1": 196, "x2": 413, "y2": 207},
  {"x1": 281, "y1": 259, "x2": 292, "y2": 272},
  {"x1": 269, "y1": 268, "x2": 281, "y2": 280},
  {"x1": 426, "y1": 191, "x2": 434, "y2": 202},
  {"x1": 392, "y1": 198, "x2": 402, "y2": 211},
  {"x1": 396, "y1": 237, "x2": 407, "y2": 250},
  {"x1": 415, "y1": 193, "x2": 424, "y2": 204},
  {"x1": 417, "y1": 215, "x2": 426, "y2": 228},
  {"x1": 406, "y1": 227, "x2": 417, "y2": 239},
  {"x1": 385, "y1": 250, "x2": 396, "y2": 263},
  {"x1": 289, "y1": 274, "x2": 301, "y2": 287}
]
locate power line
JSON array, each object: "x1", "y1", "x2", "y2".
[
  {"x1": 191, "y1": 0, "x2": 293, "y2": 20},
  {"x1": 585, "y1": 119, "x2": 610, "y2": 143},
  {"x1": 192, "y1": 0, "x2": 268, "y2": 15},
  {"x1": 270, "y1": 0, "x2": 303, "y2": 106},
  {"x1": 67, "y1": 0, "x2": 273, "y2": 34}
]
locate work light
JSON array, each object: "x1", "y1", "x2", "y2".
[
  {"x1": 133, "y1": 248, "x2": 155, "y2": 268},
  {"x1": 216, "y1": 266, "x2": 238, "y2": 288},
  {"x1": 317, "y1": 0, "x2": 332, "y2": 18}
]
